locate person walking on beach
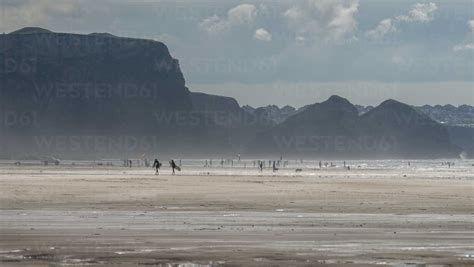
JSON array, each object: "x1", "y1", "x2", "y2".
[
  {"x1": 170, "y1": 160, "x2": 177, "y2": 175},
  {"x1": 153, "y1": 159, "x2": 161, "y2": 175}
]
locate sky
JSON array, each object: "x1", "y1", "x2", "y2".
[{"x1": 1, "y1": 0, "x2": 473, "y2": 107}]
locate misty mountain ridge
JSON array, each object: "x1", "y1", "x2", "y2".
[
  {"x1": 246, "y1": 102, "x2": 473, "y2": 127},
  {"x1": 0, "y1": 28, "x2": 471, "y2": 159}
]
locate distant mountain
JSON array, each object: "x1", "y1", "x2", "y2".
[
  {"x1": 417, "y1": 105, "x2": 474, "y2": 127},
  {"x1": 246, "y1": 96, "x2": 459, "y2": 158},
  {"x1": 249, "y1": 102, "x2": 474, "y2": 127},
  {"x1": 355, "y1": 105, "x2": 374, "y2": 115},
  {"x1": 241, "y1": 105, "x2": 255, "y2": 114},
  {"x1": 191, "y1": 92, "x2": 274, "y2": 151},
  {"x1": 9, "y1": 27, "x2": 52, "y2": 34},
  {"x1": 360, "y1": 100, "x2": 457, "y2": 158},
  {"x1": 243, "y1": 104, "x2": 297, "y2": 124}
]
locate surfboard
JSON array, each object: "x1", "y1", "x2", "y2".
[{"x1": 175, "y1": 166, "x2": 181, "y2": 171}]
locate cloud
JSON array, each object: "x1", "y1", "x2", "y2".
[
  {"x1": 365, "y1": 2, "x2": 438, "y2": 40},
  {"x1": 254, "y1": 28, "x2": 272, "y2": 42},
  {"x1": 453, "y1": 20, "x2": 474, "y2": 52},
  {"x1": 0, "y1": 0, "x2": 80, "y2": 32},
  {"x1": 469, "y1": 20, "x2": 474, "y2": 31},
  {"x1": 396, "y1": 3, "x2": 438, "y2": 23},
  {"x1": 199, "y1": 4, "x2": 258, "y2": 35},
  {"x1": 283, "y1": 0, "x2": 359, "y2": 44},
  {"x1": 365, "y1": 19, "x2": 397, "y2": 40},
  {"x1": 328, "y1": 1, "x2": 359, "y2": 42},
  {"x1": 453, "y1": 43, "x2": 474, "y2": 51}
]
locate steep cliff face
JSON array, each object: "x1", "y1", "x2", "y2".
[{"x1": 0, "y1": 28, "x2": 213, "y2": 157}]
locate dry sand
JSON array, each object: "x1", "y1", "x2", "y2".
[{"x1": 0, "y1": 163, "x2": 473, "y2": 266}]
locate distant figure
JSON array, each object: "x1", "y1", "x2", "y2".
[
  {"x1": 129, "y1": 160, "x2": 132, "y2": 168},
  {"x1": 319, "y1": 161, "x2": 322, "y2": 169},
  {"x1": 238, "y1": 153, "x2": 241, "y2": 162},
  {"x1": 153, "y1": 159, "x2": 162, "y2": 175},
  {"x1": 179, "y1": 160, "x2": 182, "y2": 167},
  {"x1": 170, "y1": 160, "x2": 178, "y2": 175},
  {"x1": 259, "y1": 161, "x2": 263, "y2": 172},
  {"x1": 272, "y1": 161, "x2": 278, "y2": 172},
  {"x1": 343, "y1": 161, "x2": 346, "y2": 168},
  {"x1": 408, "y1": 162, "x2": 411, "y2": 166}
]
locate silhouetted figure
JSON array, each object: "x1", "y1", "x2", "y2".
[
  {"x1": 153, "y1": 159, "x2": 161, "y2": 175},
  {"x1": 259, "y1": 161, "x2": 263, "y2": 172},
  {"x1": 319, "y1": 161, "x2": 322, "y2": 169},
  {"x1": 170, "y1": 160, "x2": 177, "y2": 175},
  {"x1": 272, "y1": 161, "x2": 278, "y2": 172},
  {"x1": 129, "y1": 160, "x2": 132, "y2": 168},
  {"x1": 343, "y1": 161, "x2": 346, "y2": 168}
]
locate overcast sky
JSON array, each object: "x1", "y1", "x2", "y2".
[{"x1": 1, "y1": 0, "x2": 473, "y2": 107}]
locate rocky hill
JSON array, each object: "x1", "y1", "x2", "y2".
[{"x1": 247, "y1": 96, "x2": 460, "y2": 158}]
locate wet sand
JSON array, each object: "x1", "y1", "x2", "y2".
[{"x1": 0, "y1": 163, "x2": 473, "y2": 266}]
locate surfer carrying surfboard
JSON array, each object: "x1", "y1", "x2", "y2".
[
  {"x1": 170, "y1": 159, "x2": 180, "y2": 175},
  {"x1": 153, "y1": 159, "x2": 162, "y2": 175}
]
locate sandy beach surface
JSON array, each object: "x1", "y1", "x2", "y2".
[{"x1": 0, "y1": 160, "x2": 473, "y2": 266}]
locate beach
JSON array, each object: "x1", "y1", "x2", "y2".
[{"x1": 0, "y1": 160, "x2": 473, "y2": 266}]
